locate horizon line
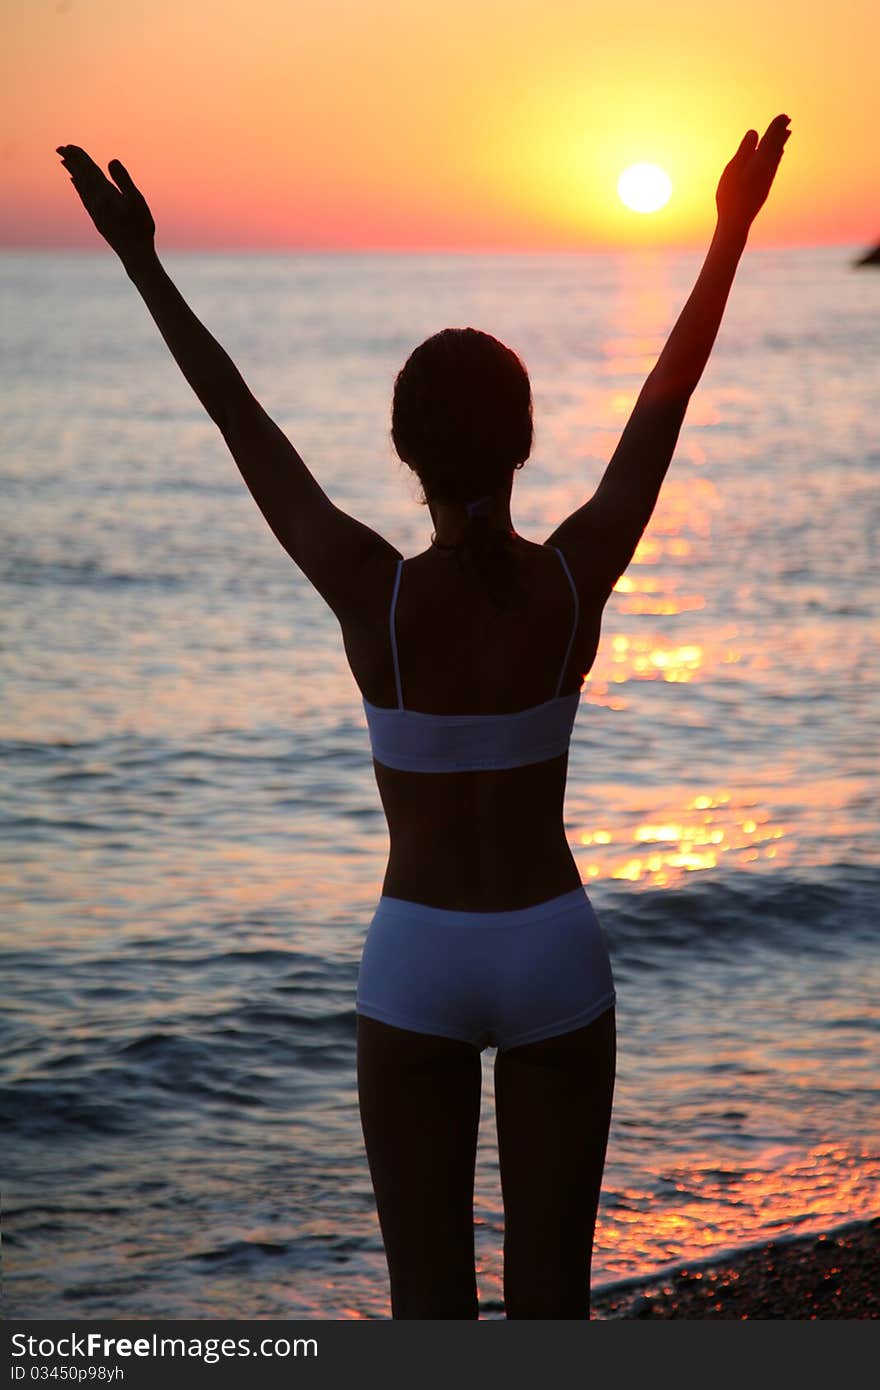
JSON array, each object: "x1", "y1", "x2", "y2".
[{"x1": 0, "y1": 236, "x2": 875, "y2": 256}]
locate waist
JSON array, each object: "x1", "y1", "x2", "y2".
[
  {"x1": 374, "y1": 750, "x2": 577, "y2": 908},
  {"x1": 374, "y1": 883, "x2": 590, "y2": 927},
  {"x1": 380, "y1": 842, "x2": 582, "y2": 912}
]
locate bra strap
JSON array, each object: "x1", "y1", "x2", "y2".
[
  {"x1": 551, "y1": 546, "x2": 580, "y2": 698},
  {"x1": 389, "y1": 557, "x2": 405, "y2": 709}
]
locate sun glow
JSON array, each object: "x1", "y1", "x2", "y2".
[{"x1": 617, "y1": 163, "x2": 673, "y2": 214}]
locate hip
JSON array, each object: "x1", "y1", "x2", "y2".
[{"x1": 355, "y1": 882, "x2": 616, "y2": 1052}]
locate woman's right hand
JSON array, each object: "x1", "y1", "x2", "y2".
[{"x1": 715, "y1": 114, "x2": 792, "y2": 232}]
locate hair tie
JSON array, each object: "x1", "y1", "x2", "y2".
[{"x1": 465, "y1": 495, "x2": 493, "y2": 519}]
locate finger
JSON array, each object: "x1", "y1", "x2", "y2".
[
  {"x1": 722, "y1": 129, "x2": 757, "y2": 178},
  {"x1": 755, "y1": 118, "x2": 791, "y2": 170},
  {"x1": 759, "y1": 114, "x2": 791, "y2": 148},
  {"x1": 735, "y1": 129, "x2": 759, "y2": 159},
  {"x1": 57, "y1": 145, "x2": 111, "y2": 190},
  {"x1": 57, "y1": 143, "x2": 101, "y2": 172},
  {"x1": 108, "y1": 159, "x2": 140, "y2": 196}
]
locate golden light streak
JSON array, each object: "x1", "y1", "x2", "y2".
[
  {"x1": 572, "y1": 787, "x2": 794, "y2": 886},
  {"x1": 594, "y1": 1143, "x2": 880, "y2": 1287},
  {"x1": 606, "y1": 634, "x2": 705, "y2": 682}
]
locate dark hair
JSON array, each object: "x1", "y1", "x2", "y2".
[{"x1": 391, "y1": 327, "x2": 533, "y2": 612}]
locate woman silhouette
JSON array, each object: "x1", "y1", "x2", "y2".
[{"x1": 56, "y1": 113, "x2": 790, "y2": 1319}]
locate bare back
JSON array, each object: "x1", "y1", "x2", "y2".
[{"x1": 341, "y1": 535, "x2": 608, "y2": 910}]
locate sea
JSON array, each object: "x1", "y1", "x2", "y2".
[{"x1": 2, "y1": 244, "x2": 878, "y2": 1318}]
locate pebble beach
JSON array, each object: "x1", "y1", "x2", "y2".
[{"x1": 591, "y1": 1217, "x2": 879, "y2": 1319}]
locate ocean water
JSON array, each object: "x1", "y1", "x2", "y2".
[{"x1": 2, "y1": 245, "x2": 878, "y2": 1319}]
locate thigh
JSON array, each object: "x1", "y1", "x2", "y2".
[
  {"x1": 356, "y1": 1014, "x2": 483, "y2": 1313},
  {"x1": 493, "y1": 1007, "x2": 616, "y2": 1306}
]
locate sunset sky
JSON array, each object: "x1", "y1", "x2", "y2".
[{"x1": 4, "y1": 0, "x2": 878, "y2": 252}]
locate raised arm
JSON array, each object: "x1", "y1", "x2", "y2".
[
  {"x1": 547, "y1": 114, "x2": 792, "y2": 595},
  {"x1": 55, "y1": 145, "x2": 399, "y2": 623}
]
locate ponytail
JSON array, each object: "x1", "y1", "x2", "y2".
[{"x1": 452, "y1": 500, "x2": 526, "y2": 615}]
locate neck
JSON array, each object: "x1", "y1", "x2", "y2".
[{"x1": 428, "y1": 489, "x2": 514, "y2": 547}]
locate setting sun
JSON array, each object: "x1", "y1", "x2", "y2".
[{"x1": 617, "y1": 163, "x2": 673, "y2": 214}]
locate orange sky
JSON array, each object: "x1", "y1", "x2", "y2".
[{"x1": 4, "y1": 0, "x2": 878, "y2": 252}]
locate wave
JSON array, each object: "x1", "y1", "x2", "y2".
[{"x1": 596, "y1": 860, "x2": 879, "y2": 963}]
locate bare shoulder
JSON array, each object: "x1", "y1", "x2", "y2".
[{"x1": 541, "y1": 516, "x2": 618, "y2": 606}]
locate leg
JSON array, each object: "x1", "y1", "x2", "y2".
[
  {"x1": 357, "y1": 1013, "x2": 483, "y2": 1318},
  {"x1": 493, "y1": 1006, "x2": 616, "y2": 1318}
]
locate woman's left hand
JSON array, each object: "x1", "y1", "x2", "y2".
[{"x1": 56, "y1": 145, "x2": 156, "y2": 265}]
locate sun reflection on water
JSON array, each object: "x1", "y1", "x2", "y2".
[
  {"x1": 616, "y1": 634, "x2": 703, "y2": 680},
  {"x1": 574, "y1": 788, "x2": 790, "y2": 886},
  {"x1": 593, "y1": 1143, "x2": 879, "y2": 1286}
]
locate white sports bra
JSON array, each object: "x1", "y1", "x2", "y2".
[{"x1": 362, "y1": 545, "x2": 581, "y2": 773}]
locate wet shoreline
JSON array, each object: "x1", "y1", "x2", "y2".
[{"x1": 589, "y1": 1216, "x2": 880, "y2": 1319}]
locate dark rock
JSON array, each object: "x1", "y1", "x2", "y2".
[{"x1": 853, "y1": 241, "x2": 880, "y2": 267}]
